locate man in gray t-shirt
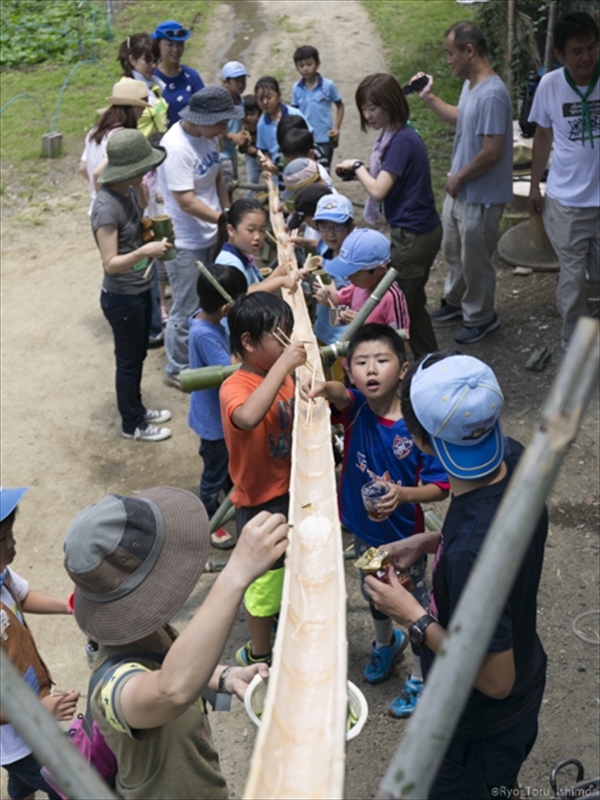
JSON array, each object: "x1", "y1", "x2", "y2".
[{"x1": 412, "y1": 21, "x2": 513, "y2": 344}]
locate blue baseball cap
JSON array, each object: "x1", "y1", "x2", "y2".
[
  {"x1": 152, "y1": 20, "x2": 190, "y2": 41},
  {"x1": 325, "y1": 228, "x2": 390, "y2": 278},
  {"x1": 1, "y1": 487, "x2": 29, "y2": 523},
  {"x1": 410, "y1": 355, "x2": 504, "y2": 481},
  {"x1": 222, "y1": 61, "x2": 250, "y2": 80},
  {"x1": 312, "y1": 194, "x2": 354, "y2": 225}
]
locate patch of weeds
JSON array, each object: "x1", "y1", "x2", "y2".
[
  {"x1": 270, "y1": 43, "x2": 281, "y2": 56},
  {"x1": 276, "y1": 14, "x2": 299, "y2": 33}
]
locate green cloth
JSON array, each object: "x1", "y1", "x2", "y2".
[{"x1": 563, "y1": 60, "x2": 599, "y2": 148}]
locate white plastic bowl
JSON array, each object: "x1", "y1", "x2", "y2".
[{"x1": 244, "y1": 674, "x2": 368, "y2": 742}]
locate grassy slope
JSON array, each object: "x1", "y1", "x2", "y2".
[
  {"x1": 362, "y1": 0, "x2": 475, "y2": 208},
  {"x1": 0, "y1": 0, "x2": 214, "y2": 166}
]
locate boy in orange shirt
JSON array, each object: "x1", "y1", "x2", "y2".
[{"x1": 220, "y1": 292, "x2": 307, "y2": 665}]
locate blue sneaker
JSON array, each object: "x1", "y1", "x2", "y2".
[
  {"x1": 235, "y1": 641, "x2": 272, "y2": 667},
  {"x1": 363, "y1": 630, "x2": 408, "y2": 684},
  {"x1": 389, "y1": 677, "x2": 424, "y2": 718}
]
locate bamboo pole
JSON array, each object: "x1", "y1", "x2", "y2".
[
  {"x1": 180, "y1": 363, "x2": 240, "y2": 392},
  {"x1": 197, "y1": 261, "x2": 235, "y2": 306},
  {"x1": 378, "y1": 317, "x2": 599, "y2": 799},
  {"x1": 0, "y1": 649, "x2": 116, "y2": 799},
  {"x1": 544, "y1": 2, "x2": 558, "y2": 74}
]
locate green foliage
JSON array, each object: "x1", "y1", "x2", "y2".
[
  {"x1": 363, "y1": 0, "x2": 475, "y2": 209},
  {"x1": 0, "y1": 0, "x2": 111, "y2": 68},
  {"x1": 0, "y1": 0, "x2": 214, "y2": 165}
]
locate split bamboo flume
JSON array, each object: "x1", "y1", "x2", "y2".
[{"x1": 243, "y1": 177, "x2": 348, "y2": 799}]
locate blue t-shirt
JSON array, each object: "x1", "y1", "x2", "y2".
[
  {"x1": 381, "y1": 126, "x2": 440, "y2": 234},
  {"x1": 154, "y1": 65, "x2": 204, "y2": 128},
  {"x1": 332, "y1": 390, "x2": 450, "y2": 548},
  {"x1": 291, "y1": 74, "x2": 342, "y2": 143},
  {"x1": 312, "y1": 243, "x2": 349, "y2": 345},
  {"x1": 188, "y1": 315, "x2": 230, "y2": 440},
  {"x1": 256, "y1": 104, "x2": 311, "y2": 161},
  {"x1": 215, "y1": 242, "x2": 262, "y2": 286}
]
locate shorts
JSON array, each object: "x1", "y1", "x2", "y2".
[
  {"x1": 4, "y1": 752, "x2": 62, "y2": 800},
  {"x1": 236, "y1": 494, "x2": 289, "y2": 617}
]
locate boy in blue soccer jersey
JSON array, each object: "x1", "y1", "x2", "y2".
[
  {"x1": 292, "y1": 45, "x2": 344, "y2": 168},
  {"x1": 302, "y1": 323, "x2": 449, "y2": 717}
]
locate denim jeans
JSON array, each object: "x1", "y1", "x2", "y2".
[
  {"x1": 165, "y1": 246, "x2": 213, "y2": 377},
  {"x1": 199, "y1": 438, "x2": 232, "y2": 517},
  {"x1": 149, "y1": 260, "x2": 163, "y2": 339},
  {"x1": 100, "y1": 289, "x2": 151, "y2": 434}
]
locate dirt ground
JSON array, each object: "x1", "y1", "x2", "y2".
[{"x1": 1, "y1": 1, "x2": 598, "y2": 798}]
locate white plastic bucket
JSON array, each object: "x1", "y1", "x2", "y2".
[{"x1": 244, "y1": 674, "x2": 368, "y2": 742}]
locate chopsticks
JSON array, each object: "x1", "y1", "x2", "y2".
[
  {"x1": 273, "y1": 326, "x2": 318, "y2": 424},
  {"x1": 315, "y1": 274, "x2": 336, "y2": 309}
]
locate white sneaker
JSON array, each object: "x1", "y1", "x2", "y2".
[
  {"x1": 144, "y1": 409, "x2": 172, "y2": 424},
  {"x1": 122, "y1": 424, "x2": 171, "y2": 442}
]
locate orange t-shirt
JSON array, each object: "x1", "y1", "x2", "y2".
[{"x1": 220, "y1": 370, "x2": 295, "y2": 508}]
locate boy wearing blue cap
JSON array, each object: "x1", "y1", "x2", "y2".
[
  {"x1": 1, "y1": 487, "x2": 80, "y2": 800},
  {"x1": 152, "y1": 20, "x2": 204, "y2": 128},
  {"x1": 314, "y1": 228, "x2": 411, "y2": 341},
  {"x1": 302, "y1": 325, "x2": 449, "y2": 717},
  {"x1": 364, "y1": 354, "x2": 548, "y2": 797},
  {"x1": 221, "y1": 60, "x2": 251, "y2": 191}
]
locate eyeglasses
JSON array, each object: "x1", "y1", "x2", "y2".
[
  {"x1": 316, "y1": 223, "x2": 346, "y2": 234},
  {"x1": 162, "y1": 28, "x2": 189, "y2": 39}
]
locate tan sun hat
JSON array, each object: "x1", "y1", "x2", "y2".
[
  {"x1": 106, "y1": 77, "x2": 150, "y2": 108},
  {"x1": 63, "y1": 486, "x2": 209, "y2": 645}
]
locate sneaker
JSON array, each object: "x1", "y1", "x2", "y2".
[
  {"x1": 210, "y1": 527, "x2": 235, "y2": 550},
  {"x1": 454, "y1": 313, "x2": 500, "y2": 344},
  {"x1": 144, "y1": 409, "x2": 172, "y2": 425},
  {"x1": 363, "y1": 629, "x2": 408, "y2": 684},
  {"x1": 430, "y1": 299, "x2": 462, "y2": 321},
  {"x1": 121, "y1": 424, "x2": 171, "y2": 442},
  {"x1": 236, "y1": 641, "x2": 272, "y2": 667},
  {"x1": 164, "y1": 373, "x2": 182, "y2": 391},
  {"x1": 148, "y1": 331, "x2": 164, "y2": 348},
  {"x1": 389, "y1": 677, "x2": 424, "y2": 718}
]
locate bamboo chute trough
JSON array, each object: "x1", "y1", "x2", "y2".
[{"x1": 243, "y1": 176, "x2": 348, "y2": 799}]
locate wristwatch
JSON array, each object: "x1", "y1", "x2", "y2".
[
  {"x1": 408, "y1": 614, "x2": 437, "y2": 646},
  {"x1": 218, "y1": 665, "x2": 234, "y2": 694},
  {"x1": 352, "y1": 160, "x2": 363, "y2": 173}
]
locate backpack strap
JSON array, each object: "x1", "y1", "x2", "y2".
[{"x1": 83, "y1": 650, "x2": 165, "y2": 738}]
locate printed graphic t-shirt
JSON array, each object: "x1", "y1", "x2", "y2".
[{"x1": 220, "y1": 370, "x2": 294, "y2": 507}]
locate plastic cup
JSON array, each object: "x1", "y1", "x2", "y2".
[{"x1": 360, "y1": 479, "x2": 389, "y2": 521}]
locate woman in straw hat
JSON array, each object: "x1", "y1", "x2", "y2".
[
  {"x1": 64, "y1": 487, "x2": 288, "y2": 799},
  {"x1": 92, "y1": 129, "x2": 173, "y2": 442},
  {"x1": 79, "y1": 77, "x2": 151, "y2": 216}
]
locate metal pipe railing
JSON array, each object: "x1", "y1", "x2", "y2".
[
  {"x1": 379, "y1": 317, "x2": 599, "y2": 799},
  {"x1": 0, "y1": 649, "x2": 116, "y2": 799}
]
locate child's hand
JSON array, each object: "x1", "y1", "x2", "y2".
[
  {"x1": 281, "y1": 271, "x2": 302, "y2": 294},
  {"x1": 43, "y1": 689, "x2": 80, "y2": 721},
  {"x1": 339, "y1": 307, "x2": 357, "y2": 324},
  {"x1": 229, "y1": 132, "x2": 249, "y2": 148},
  {"x1": 330, "y1": 128, "x2": 340, "y2": 144},
  {"x1": 384, "y1": 535, "x2": 429, "y2": 571},
  {"x1": 271, "y1": 263, "x2": 289, "y2": 279},
  {"x1": 277, "y1": 341, "x2": 307, "y2": 372},
  {"x1": 314, "y1": 286, "x2": 335, "y2": 307},
  {"x1": 376, "y1": 482, "x2": 412, "y2": 518},
  {"x1": 363, "y1": 568, "x2": 423, "y2": 627},
  {"x1": 230, "y1": 511, "x2": 289, "y2": 585},
  {"x1": 299, "y1": 377, "x2": 328, "y2": 403}
]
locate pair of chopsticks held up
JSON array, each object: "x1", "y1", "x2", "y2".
[{"x1": 272, "y1": 327, "x2": 319, "y2": 423}]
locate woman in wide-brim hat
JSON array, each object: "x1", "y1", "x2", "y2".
[
  {"x1": 64, "y1": 486, "x2": 288, "y2": 799},
  {"x1": 92, "y1": 128, "x2": 174, "y2": 442},
  {"x1": 152, "y1": 19, "x2": 204, "y2": 128},
  {"x1": 79, "y1": 77, "x2": 151, "y2": 215}
]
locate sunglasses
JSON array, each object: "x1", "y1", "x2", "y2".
[
  {"x1": 161, "y1": 28, "x2": 189, "y2": 39},
  {"x1": 316, "y1": 223, "x2": 347, "y2": 234}
]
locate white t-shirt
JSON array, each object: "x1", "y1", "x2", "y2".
[
  {"x1": 0, "y1": 568, "x2": 33, "y2": 765},
  {"x1": 529, "y1": 67, "x2": 600, "y2": 207},
  {"x1": 158, "y1": 122, "x2": 221, "y2": 250},
  {"x1": 81, "y1": 127, "x2": 122, "y2": 215}
]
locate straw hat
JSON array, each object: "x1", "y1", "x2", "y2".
[
  {"x1": 106, "y1": 77, "x2": 150, "y2": 108},
  {"x1": 179, "y1": 85, "x2": 245, "y2": 126},
  {"x1": 97, "y1": 129, "x2": 166, "y2": 185},
  {"x1": 64, "y1": 486, "x2": 210, "y2": 645}
]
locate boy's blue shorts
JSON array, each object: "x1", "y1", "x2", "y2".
[
  {"x1": 4, "y1": 752, "x2": 62, "y2": 800},
  {"x1": 354, "y1": 535, "x2": 430, "y2": 611}
]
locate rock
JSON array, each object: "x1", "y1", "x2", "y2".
[{"x1": 525, "y1": 346, "x2": 552, "y2": 372}]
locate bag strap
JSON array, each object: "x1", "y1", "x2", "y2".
[{"x1": 82, "y1": 650, "x2": 165, "y2": 739}]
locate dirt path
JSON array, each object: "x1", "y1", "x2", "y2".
[{"x1": 1, "y1": 1, "x2": 598, "y2": 798}]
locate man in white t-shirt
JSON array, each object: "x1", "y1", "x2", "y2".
[
  {"x1": 158, "y1": 87, "x2": 243, "y2": 387},
  {"x1": 529, "y1": 12, "x2": 599, "y2": 350}
]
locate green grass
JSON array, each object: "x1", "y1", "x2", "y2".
[
  {"x1": 0, "y1": 0, "x2": 215, "y2": 166},
  {"x1": 363, "y1": 0, "x2": 475, "y2": 209}
]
